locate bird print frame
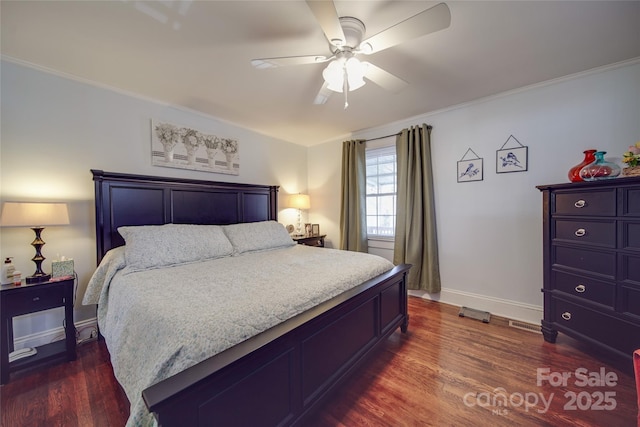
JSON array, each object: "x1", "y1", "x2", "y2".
[
  {"x1": 457, "y1": 148, "x2": 484, "y2": 183},
  {"x1": 496, "y1": 135, "x2": 528, "y2": 173}
]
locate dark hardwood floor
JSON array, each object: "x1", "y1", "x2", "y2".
[
  {"x1": 1, "y1": 297, "x2": 637, "y2": 426},
  {"x1": 1, "y1": 334, "x2": 129, "y2": 427}
]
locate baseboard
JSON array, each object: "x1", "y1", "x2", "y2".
[
  {"x1": 409, "y1": 288, "x2": 543, "y2": 325},
  {"x1": 13, "y1": 318, "x2": 98, "y2": 350},
  {"x1": 16, "y1": 291, "x2": 540, "y2": 347}
]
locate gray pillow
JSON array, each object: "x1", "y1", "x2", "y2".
[
  {"x1": 118, "y1": 224, "x2": 234, "y2": 270},
  {"x1": 223, "y1": 221, "x2": 295, "y2": 254}
]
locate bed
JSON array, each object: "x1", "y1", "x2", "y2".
[{"x1": 87, "y1": 169, "x2": 411, "y2": 426}]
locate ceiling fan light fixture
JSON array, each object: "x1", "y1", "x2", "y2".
[
  {"x1": 322, "y1": 56, "x2": 367, "y2": 93},
  {"x1": 345, "y1": 57, "x2": 367, "y2": 90}
]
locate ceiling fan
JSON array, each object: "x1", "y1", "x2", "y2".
[{"x1": 251, "y1": 1, "x2": 451, "y2": 108}]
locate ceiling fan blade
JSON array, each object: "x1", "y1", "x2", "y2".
[
  {"x1": 251, "y1": 55, "x2": 330, "y2": 69},
  {"x1": 306, "y1": 0, "x2": 345, "y2": 48},
  {"x1": 359, "y1": 3, "x2": 451, "y2": 55},
  {"x1": 363, "y1": 63, "x2": 408, "y2": 93},
  {"x1": 313, "y1": 81, "x2": 333, "y2": 105}
]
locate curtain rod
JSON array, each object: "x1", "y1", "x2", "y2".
[{"x1": 361, "y1": 125, "x2": 433, "y2": 143}]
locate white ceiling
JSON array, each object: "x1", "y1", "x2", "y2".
[{"x1": 2, "y1": 1, "x2": 639, "y2": 147}]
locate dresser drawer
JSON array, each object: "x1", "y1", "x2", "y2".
[
  {"x1": 621, "y1": 221, "x2": 640, "y2": 252},
  {"x1": 553, "y1": 219, "x2": 615, "y2": 247},
  {"x1": 4, "y1": 285, "x2": 66, "y2": 317},
  {"x1": 620, "y1": 253, "x2": 640, "y2": 285},
  {"x1": 553, "y1": 246, "x2": 615, "y2": 279},
  {"x1": 621, "y1": 186, "x2": 640, "y2": 217},
  {"x1": 551, "y1": 270, "x2": 615, "y2": 307},
  {"x1": 553, "y1": 189, "x2": 616, "y2": 216},
  {"x1": 619, "y1": 284, "x2": 640, "y2": 318},
  {"x1": 552, "y1": 296, "x2": 640, "y2": 357}
]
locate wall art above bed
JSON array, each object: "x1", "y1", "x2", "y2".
[{"x1": 151, "y1": 119, "x2": 239, "y2": 175}]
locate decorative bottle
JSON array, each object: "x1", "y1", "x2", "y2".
[
  {"x1": 578, "y1": 151, "x2": 621, "y2": 181},
  {"x1": 568, "y1": 149, "x2": 597, "y2": 182},
  {"x1": 1, "y1": 257, "x2": 15, "y2": 285}
]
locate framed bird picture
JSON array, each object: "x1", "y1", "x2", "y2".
[
  {"x1": 496, "y1": 135, "x2": 528, "y2": 173},
  {"x1": 457, "y1": 148, "x2": 483, "y2": 183}
]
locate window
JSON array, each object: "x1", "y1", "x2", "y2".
[{"x1": 366, "y1": 145, "x2": 396, "y2": 237}]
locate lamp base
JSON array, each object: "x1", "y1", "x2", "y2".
[
  {"x1": 27, "y1": 226, "x2": 50, "y2": 284},
  {"x1": 26, "y1": 273, "x2": 51, "y2": 284}
]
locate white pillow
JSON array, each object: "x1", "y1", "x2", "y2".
[
  {"x1": 118, "y1": 224, "x2": 234, "y2": 270},
  {"x1": 223, "y1": 221, "x2": 295, "y2": 254}
]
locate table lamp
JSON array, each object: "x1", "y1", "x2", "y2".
[
  {"x1": 288, "y1": 194, "x2": 310, "y2": 236},
  {"x1": 0, "y1": 202, "x2": 70, "y2": 284}
]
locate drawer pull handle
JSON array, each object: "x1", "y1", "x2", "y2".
[
  {"x1": 33, "y1": 297, "x2": 40, "y2": 302},
  {"x1": 574, "y1": 228, "x2": 586, "y2": 237},
  {"x1": 574, "y1": 200, "x2": 586, "y2": 208},
  {"x1": 561, "y1": 312, "x2": 572, "y2": 321},
  {"x1": 575, "y1": 284, "x2": 586, "y2": 293}
]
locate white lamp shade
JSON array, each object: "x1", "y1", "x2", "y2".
[
  {"x1": 0, "y1": 202, "x2": 70, "y2": 227},
  {"x1": 288, "y1": 194, "x2": 310, "y2": 210}
]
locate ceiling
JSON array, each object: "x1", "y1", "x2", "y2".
[{"x1": 2, "y1": 1, "x2": 639, "y2": 147}]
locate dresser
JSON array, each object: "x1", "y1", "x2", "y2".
[{"x1": 537, "y1": 177, "x2": 640, "y2": 366}]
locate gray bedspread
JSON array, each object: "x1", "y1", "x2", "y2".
[{"x1": 84, "y1": 244, "x2": 394, "y2": 426}]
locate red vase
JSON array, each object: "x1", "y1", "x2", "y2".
[{"x1": 568, "y1": 149, "x2": 597, "y2": 182}]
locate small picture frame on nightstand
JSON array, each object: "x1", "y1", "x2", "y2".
[
  {"x1": 305, "y1": 223, "x2": 312, "y2": 236},
  {"x1": 311, "y1": 224, "x2": 320, "y2": 236}
]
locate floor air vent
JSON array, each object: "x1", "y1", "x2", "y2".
[
  {"x1": 509, "y1": 320, "x2": 541, "y2": 334},
  {"x1": 458, "y1": 306, "x2": 491, "y2": 323}
]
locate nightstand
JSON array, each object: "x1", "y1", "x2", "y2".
[
  {"x1": 292, "y1": 234, "x2": 326, "y2": 247},
  {"x1": 1, "y1": 277, "x2": 76, "y2": 384}
]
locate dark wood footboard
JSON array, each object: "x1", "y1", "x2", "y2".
[{"x1": 142, "y1": 264, "x2": 410, "y2": 426}]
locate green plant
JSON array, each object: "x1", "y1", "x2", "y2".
[{"x1": 622, "y1": 142, "x2": 640, "y2": 168}]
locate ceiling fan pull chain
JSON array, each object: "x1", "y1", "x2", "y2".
[{"x1": 343, "y1": 67, "x2": 349, "y2": 109}]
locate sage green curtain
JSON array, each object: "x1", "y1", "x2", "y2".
[
  {"x1": 393, "y1": 124, "x2": 441, "y2": 292},
  {"x1": 339, "y1": 139, "x2": 368, "y2": 252}
]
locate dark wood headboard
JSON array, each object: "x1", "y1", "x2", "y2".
[{"x1": 92, "y1": 170, "x2": 279, "y2": 263}]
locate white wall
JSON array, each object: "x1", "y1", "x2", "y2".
[
  {"x1": 309, "y1": 59, "x2": 640, "y2": 324},
  {"x1": 3, "y1": 58, "x2": 638, "y2": 344},
  {"x1": 0, "y1": 60, "x2": 308, "y2": 344}
]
